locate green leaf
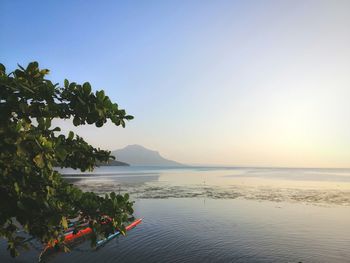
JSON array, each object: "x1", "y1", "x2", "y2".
[
  {"x1": 61, "y1": 217, "x2": 68, "y2": 229},
  {"x1": 17, "y1": 64, "x2": 25, "y2": 71},
  {"x1": 68, "y1": 131, "x2": 74, "y2": 140},
  {"x1": 33, "y1": 154, "x2": 45, "y2": 168},
  {"x1": 56, "y1": 147, "x2": 68, "y2": 160},
  {"x1": 45, "y1": 118, "x2": 51, "y2": 128},
  {"x1": 69, "y1": 82, "x2": 76, "y2": 90},
  {"x1": 14, "y1": 182, "x2": 20, "y2": 194},
  {"x1": 124, "y1": 193, "x2": 129, "y2": 200},
  {"x1": 96, "y1": 90, "x2": 105, "y2": 100},
  {"x1": 83, "y1": 82, "x2": 91, "y2": 94},
  {"x1": 40, "y1": 69, "x2": 50, "y2": 75},
  {"x1": 27, "y1": 61, "x2": 38, "y2": 72},
  {"x1": 52, "y1": 127, "x2": 61, "y2": 132},
  {"x1": 125, "y1": 115, "x2": 134, "y2": 120},
  {"x1": 0, "y1": 63, "x2": 5, "y2": 74},
  {"x1": 119, "y1": 225, "x2": 126, "y2": 236},
  {"x1": 73, "y1": 117, "x2": 80, "y2": 126},
  {"x1": 37, "y1": 117, "x2": 45, "y2": 128},
  {"x1": 96, "y1": 120, "x2": 104, "y2": 127}
]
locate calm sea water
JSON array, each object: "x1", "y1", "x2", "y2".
[{"x1": 1, "y1": 167, "x2": 350, "y2": 262}]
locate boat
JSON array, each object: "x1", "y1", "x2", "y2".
[
  {"x1": 96, "y1": 218, "x2": 143, "y2": 247},
  {"x1": 39, "y1": 218, "x2": 143, "y2": 262}
]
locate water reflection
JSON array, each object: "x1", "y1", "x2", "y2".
[
  {"x1": 2, "y1": 167, "x2": 350, "y2": 262},
  {"x1": 62, "y1": 167, "x2": 350, "y2": 206}
]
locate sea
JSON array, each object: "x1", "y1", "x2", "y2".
[{"x1": 1, "y1": 166, "x2": 350, "y2": 262}]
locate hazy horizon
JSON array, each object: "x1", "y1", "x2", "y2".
[
  {"x1": 108, "y1": 143, "x2": 350, "y2": 169},
  {"x1": 2, "y1": 0, "x2": 350, "y2": 168}
]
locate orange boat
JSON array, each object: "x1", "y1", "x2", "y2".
[{"x1": 39, "y1": 218, "x2": 143, "y2": 261}]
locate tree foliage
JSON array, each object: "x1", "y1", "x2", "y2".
[{"x1": 0, "y1": 62, "x2": 134, "y2": 257}]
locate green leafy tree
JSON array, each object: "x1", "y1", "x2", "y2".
[{"x1": 0, "y1": 62, "x2": 134, "y2": 257}]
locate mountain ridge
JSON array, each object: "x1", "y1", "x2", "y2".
[{"x1": 112, "y1": 144, "x2": 184, "y2": 167}]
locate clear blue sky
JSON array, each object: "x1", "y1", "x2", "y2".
[{"x1": 1, "y1": 0, "x2": 350, "y2": 167}]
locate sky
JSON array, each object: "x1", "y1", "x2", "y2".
[{"x1": 1, "y1": 0, "x2": 350, "y2": 167}]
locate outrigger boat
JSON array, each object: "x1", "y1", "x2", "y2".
[
  {"x1": 39, "y1": 218, "x2": 143, "y2": 262},
  {"x1": 96, "y1": 218, "x2": 143, "y2": 247}
]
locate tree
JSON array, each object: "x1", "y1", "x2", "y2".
[{"x1": 0, "y1": 62, "x2": 134, "y2": 257}]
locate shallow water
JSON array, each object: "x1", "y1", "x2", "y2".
[
  {"x1": 64, "y1": 166, "x2": 350, "y2": 205},
  {"x1": 1, "y1": 167, "x2": 350, "y2": 262}
]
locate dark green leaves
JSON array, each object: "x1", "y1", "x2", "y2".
[
  {"x1": 0, "y1": 62, "x2": 134, "y2": 257},
  {"x1": 83, "y1": 82, "x2": 91, "y2": 94},
  {"x1": 68, "y1": 131, "x2": 74, "y2": 140},
  {"x1": 0, "y1": 63, "x2": 5, "y2": 75},
  {"x1": 73, "y1": 117, "x2": 80, "y2": 126},
  {"x1": 125, "y1": 115, "x2": 134, "y2": 120},
  {"x1": 55, "y1": 147, "x2": 67, "y2": 161},
  {"x1": 96, "y1": 90, "x2": 105, "y2": 100}
]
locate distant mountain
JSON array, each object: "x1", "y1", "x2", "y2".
[
  {"x1": 97, "y1": 159, "x2": 129, "y2": 166},
  {"x1": 112, "y1": 145, "x2": 184, "y2": 166}
]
